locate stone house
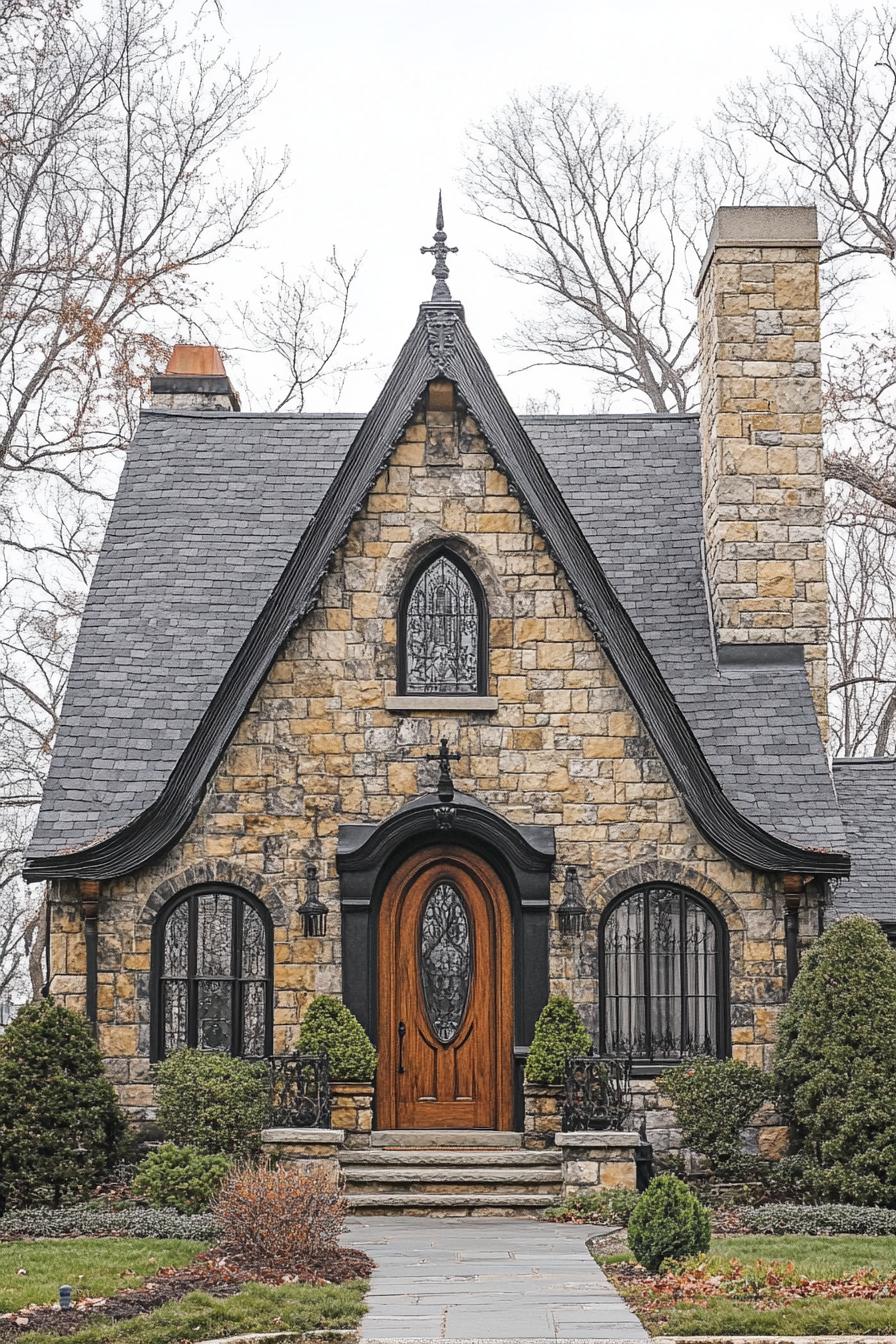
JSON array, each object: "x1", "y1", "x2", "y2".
[{"x1": 23, "y1": 204, "x2": 886, "y2": 1162}]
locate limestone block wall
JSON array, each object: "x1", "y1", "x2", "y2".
[
  {"x1": 697, "y1": 205, "x2": 828, "y2": 735},
  {"x1": 46, "y1": 385, "x2": 814, "y2": 1135}
]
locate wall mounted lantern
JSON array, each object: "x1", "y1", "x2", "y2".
[
  {"x1": 558, "y1": 864, "x2": 587, "y2": 936},
  {"x1": 299, "y1": 862, "x2": 328, "y2": 937}
]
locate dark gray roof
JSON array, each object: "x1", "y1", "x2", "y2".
[
  {"x1": 28, "y1": 405, "x2": 844, "y2": 864},
  {"x1": 831, "y1": 758, "x2": 896, "y2": 920}
]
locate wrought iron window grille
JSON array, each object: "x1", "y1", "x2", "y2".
[
  {"x1": 562, "y1": 1053, "x2": 633, "y2": 1132},
  {"x1": 268, "y1": 1050, "x2": 331, "y2": 1128},
  {"x1": 598, "y1": 883, "x2": 728, "y2": 1065}
]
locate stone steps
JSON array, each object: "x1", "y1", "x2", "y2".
[
  {"x1": 340, "y1": 1132, "x2": 562, "y2": 1215},
  {"x1": 341, "y1": 1147, "x2": 560, "y2": 1168},
  {"x1": 344, "y1": 1190, "x2": 558, "y2": 1213}
]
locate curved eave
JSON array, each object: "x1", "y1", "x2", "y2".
[{"x1": 24, "y1": 306, "x2": 850, "y2": 882}]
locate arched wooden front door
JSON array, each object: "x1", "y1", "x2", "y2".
[{"x1": 377, "y1": 846, "x2": 513, "y2": 1130}]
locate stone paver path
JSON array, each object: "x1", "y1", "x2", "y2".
[{"x1": 345, "y1": 1216, "x2": 648, "y2": 1342}]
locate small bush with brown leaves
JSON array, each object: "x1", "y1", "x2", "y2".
[{"x1": 214, "y1": 1163, "x2": 347, "y2": 1277}]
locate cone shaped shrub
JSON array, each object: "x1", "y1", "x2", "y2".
[
  {"x1": 297, "y1": 996, "x2": 377, "y2": 1082},
  {"x1": 773, "y1": 915, "x2": 896, "y2": 1207},
  {"x1": 155, "y1": 1050, "x2": 268, "y2": 1157},
  {"x1": 0, "y1": 999, "x2": 127, "y2": 1213},
  {"x1": 627, "y1": 1174, "x2": 710, "y2": 1271},
  {"x1": 524, "y1": 994, "x2": 591, "y2": 1084}
]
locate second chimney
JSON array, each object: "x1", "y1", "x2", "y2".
[
  {"x1": 149, "y1": 344, "x2": 240, "y2": 411},
  {"x1": 696, "y1": 205, "x2": 828, "y2": 737}
]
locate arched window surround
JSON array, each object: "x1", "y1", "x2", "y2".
[
  {"x1": 598, "y1": 882, "x2": 730, "y2": 1073},
  {"x1": 396, "y1": 545, "x2": 489, "y2": 697},
  {"x1": 149, "y1": 883, "x2": 274, "y2": 1063}
]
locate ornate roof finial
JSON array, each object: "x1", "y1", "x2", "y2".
[{"x1": 420, "y1": 190, "x2": 458, "y2": 302}]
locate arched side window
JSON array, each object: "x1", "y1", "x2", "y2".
[
  {"x1": 150, "y1": 885, "x2": 273, "y2": 1061},
  {"x1": 398, "y1": 549, "x2": 488, "y2": 695},
  {"x1": 599, "y1": 884, "x2": 728, "y2": 1066}
]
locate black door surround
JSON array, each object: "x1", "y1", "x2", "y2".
[{"x1": 336, "y1": 790, "x2": 555, "y2": 1128}]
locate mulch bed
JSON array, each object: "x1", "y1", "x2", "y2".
[{"x1": 0, "y1": 1247, "x2": 374, "y2": 1340}]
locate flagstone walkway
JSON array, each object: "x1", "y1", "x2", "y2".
[{"x1": 345, "y1": 1215, "x2": 648, "y2": 1342}]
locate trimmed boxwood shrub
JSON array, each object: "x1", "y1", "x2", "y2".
[
  {"x1": 773, "y1": 915, "x2": 896, "y2": 1207},
  {"x1": 296, "y1": 996, "x2": 377, "y2": 1083},
  {"x1": 524, "y1": 995, "x2": 591, "y2": 1085},
  {"x1": 132, "y1": 1143, "x2": 231, "y2": 1214},
  {"x1": 627, "y1": 1174, "x2": 710, "y2": 1271},
  {"x1": 663, "y1": 1056, "x2": 770, "y2": 1177},
  {"x1": 155, "y1": 1050, "x2": 268, "y2": 1157},
  {"x1": 0, "y1": 999, "x2": 127, "y2": 1213}
]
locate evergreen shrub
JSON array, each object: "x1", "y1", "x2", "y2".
[
  {"x1": 155, "y1": 1050, "x2": 268, "y2": 1157},
  {"x1": 663, "y1": 1056, "x2": 770, "y2": 1177},
  {"x1": 132, "y1": 1142, "x2": 230, "y2": 1214},
  {"x1": 0, "y1": 999, "x2": 127, "y2": 1213},
  {"x1": 773, "y1": 915, "x2": 896, "y2": 1207},
  {"x1": 627, "y1": 1173, "x2": 711, "y2": 1271},
  {"x1": 524, "y1": 995, "x2": 591, "y2": 1085},
  {"x1": 296, "y1": 996, "x2": 377, "y2": 1082}
]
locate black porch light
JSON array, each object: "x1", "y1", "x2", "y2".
[
  {"x1": 299, "y1": 862, "x2": 328, "y2": 937},
  {"x1": 558, "y1": 865, "x2": 587, "y2": 936}
]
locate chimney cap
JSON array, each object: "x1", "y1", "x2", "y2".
[
  {"x1": 696, "y1": 205, "x2": 821, "y2": 296},
  {"x1": 164, "y1": 344, "x2": 228, "y2": 377}
]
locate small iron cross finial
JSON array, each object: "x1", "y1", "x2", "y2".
[
  {"x1": 420, "y1": 190, "x2": 458, "y2": 302},
  {"x1": 425, "y1": 736, "x2": 461, "y2": 802}
]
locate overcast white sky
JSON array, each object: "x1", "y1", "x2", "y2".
[{"x1": 203, "y1": 0, "x2": 883, "y2": 413}]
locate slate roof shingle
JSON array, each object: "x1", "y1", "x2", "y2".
[
  {"x1": 831, "y1": 758, "x2": 896, "y2": 920},
  {"x1": 28, "y1": 405, "x2": 846, "y2": 867}
]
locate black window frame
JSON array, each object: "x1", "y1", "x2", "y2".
[
  {"x1": 598, "y1": 882, "x2": 730, "y2": 1075},
  {"x1": 150, "y1": 883, "x2": 273, "y2": 1062},
  {"x1": 397, "y1": 546, "x2": 489, "y2": 697}
]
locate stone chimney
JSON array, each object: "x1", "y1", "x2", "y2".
[
  {"x1": 696, "y1": 205, "x2": 828, "y2": 736},
  {"x1": 149, "y1": 344, "x2": 240, "y2": 411}
]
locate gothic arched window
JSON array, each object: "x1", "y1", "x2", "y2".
[
  {"x1": 151, "y1": 885, "x2": 272, "y2": 1061},
  {"x1": 599, "y1": 884, "x2": 728, "y2": 1065},
  {"x1": 398, "y1": 550, "x2": 487, "y2": 695}
]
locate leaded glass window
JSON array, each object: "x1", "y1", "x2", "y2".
[
  {"x1": 419, "y1": 881, "x2": 473, "y2": 1043},
  {"x1": 600, "y1": 885, "x2": 725, "y2": 1064},
  {"x1": 154, "y1": 887, "x2": 272, "y2": 1061},
  {"x1": 401, "y1": 552, "x2": 484, "y2": 694}
]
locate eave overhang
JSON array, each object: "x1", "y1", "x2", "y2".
[{"x1": 24, "y1": 301, "x2": 850, "y2": 882}]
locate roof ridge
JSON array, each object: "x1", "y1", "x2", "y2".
[{"x1": 833, "y1": 755, "x2": 896, "y2": 766}]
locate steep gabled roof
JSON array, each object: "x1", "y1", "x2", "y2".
[{"x1": 25, "y1": 299, "x2": 849, "y2": 880}]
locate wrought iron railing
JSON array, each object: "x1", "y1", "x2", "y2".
[
  {"x1": 562, "y1": 1054, "x2": 632, "y2": 1132},
  {"x1": 268, "y1": 1050, "x2": 331, "y2": 1128}
]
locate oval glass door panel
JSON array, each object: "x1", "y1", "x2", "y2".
[{"x1": 419, "y1": 881, "x2": 472, "y2": 1043}]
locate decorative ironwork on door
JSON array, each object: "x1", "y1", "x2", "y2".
[
  {"x1": 419, "y1": 880, "x2": 472, "y2": 1043},
  {"x1": 404, "y1": 554, "x2": 480, "y2": 694}
]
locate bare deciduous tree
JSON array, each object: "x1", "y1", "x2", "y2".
[
  {"x1": 464, "y1": 88, "x2": 705, "y2": 412},
  {"x1": 719, "y1": 7, "x2": 896, "y2": 266}
]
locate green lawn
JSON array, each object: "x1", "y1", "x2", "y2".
[
  {"x1": 0, "y1": 1238, "x2": 207, "y2": 1312},
  {"x1": 12, "y1": 1281, "x2": 368, "y2": 1344},
  {"x1": 602, "y1": 1234, "x2": 896, "y2": 1337}
]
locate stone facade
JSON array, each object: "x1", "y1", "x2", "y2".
[
  {"x1": 697, "y1": 205, "x2": 828, "y2": 734},
  {"x1": 46, "y1": 374, "x2": 818, "y2": 1155}
]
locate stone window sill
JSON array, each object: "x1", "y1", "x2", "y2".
[{"x1": 385, "y1": 694, "x2": 499, "y2": 712}]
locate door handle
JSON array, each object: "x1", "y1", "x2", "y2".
[{"x1": 397, "y1": 1020, "x2": 406, "y2": 1075}]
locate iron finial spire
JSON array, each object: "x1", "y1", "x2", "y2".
[{"x1": 420, "y1": 190, "x2": 458, "y2": 302}]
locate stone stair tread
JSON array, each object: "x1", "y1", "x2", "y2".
[
  {"x1": 340, "y1": 1148, "x2": 561, "y2": 1168},
  {"x1": 345, "y1": 1191, "x2": 556, "y2": 1209},
  {"x1": 343, "y1": 1166, "x2": 561, "y2": 1184},
  {"x1": 369, "y1": 1129, "x2": 522, "y2": 1149}
]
